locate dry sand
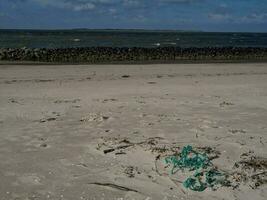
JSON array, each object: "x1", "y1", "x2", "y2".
[{"x1": 0, "y1": 63, "x2": 266, "y2": 200}]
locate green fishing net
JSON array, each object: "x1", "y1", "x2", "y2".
[{"x1": 165, "y1": 145, "x2": 228, "y2": 192}]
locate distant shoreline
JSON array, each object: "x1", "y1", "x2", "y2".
[
  {"x1": 0, "y1": 28, "x2": 203, "y2": 32},
  {"x1": 1, "y1": 28, "x2": 266, "y2": 33},
  {"x1": 1, "y1": 47, "x2": 267, "y2": 64}
]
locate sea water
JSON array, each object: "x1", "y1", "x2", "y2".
[{"x1": 0, "y1": 29, "x2": 267, "y2": 49}]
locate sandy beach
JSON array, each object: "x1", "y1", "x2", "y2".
[{"x1": 0, "y1": 63, "x2": 266, "y2": 200}]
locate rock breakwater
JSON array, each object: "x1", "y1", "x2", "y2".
[{"x1": 1, "y1": 47, "x2": 267, "y2": 63}]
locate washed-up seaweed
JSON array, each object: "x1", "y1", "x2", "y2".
[{"x1": 233, "y1": 156, "x2": 267, "y2": 189}]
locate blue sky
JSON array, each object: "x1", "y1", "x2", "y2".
[{"x1": 0, "y1": 0, "x2": 267, "y2": 32}]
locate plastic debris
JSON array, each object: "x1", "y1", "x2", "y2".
[{"x1": 165, "y1": 145, "x2": 228, "y2": 191}]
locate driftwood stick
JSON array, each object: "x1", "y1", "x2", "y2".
[{"x1": 88, "y1": 182, "x2": 140, "y2": 193}]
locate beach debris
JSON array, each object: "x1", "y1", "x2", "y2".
[
  {"x1": 233, "y1": 156, "x2": 267, "y2": 189},
  {"x1": 123, "y1": 166, "x2": 140, "y2": 178},
  {"x1": 103, "y1": 144, "x2": 133, "y2": 154},
  {"x1": 102, "y1": 116, "x2": 109, "y2": 120},
  {"x1": 54, "y1": 99, "x2": 80, "y2": 104},
  {"x1": 220, "y1": 101, "x2": 234, "y2": 107},
  {"x1": 102, "y1": 98, "x2": 118, "y2": 103},
  {"x1": 121, "y1": 75, "x2": 130, "y2": 78},
  {"x1": 80, "y1": 113, "x2": 109, "y2": 122},
  {"x1": 196, "y1": 146, "x2": 221, "y2": 161},
  {"x1": 228, "y1": 129, "x2": 246, "y2": 134},
  {"x1": 100, "y1": 137, "x2": 164, "y2": 154},
  {"x1": 98, "y1": 135, "x2": 266, "y2": 191},
  {"x1": 235, "y1": 156, "x2": 267, "y2": 171},
  {"x1": 40, "y1": 143, "x2": 48, "y2": 148},
  {"x1": 103, "y1": 139, "x2": 134, "y2": 154},
  {"x1": 165, "y1": 145, "x2": 230, "y2": 191},
  {"x1": 88, "y1": 182, "x2": 140, "y2": 193},
  {"x1": 40, "y1": 117, "x2": 57, "y2": 123},
  {"x1": 115, "y1": 151, "x2": 126, "y2": 155},
  {"x1": 8, "y1": 98, "x2": 20, "y2": 104},
  {"x1": 103, "y1": 148, "x2": 116, "y2": 154}
]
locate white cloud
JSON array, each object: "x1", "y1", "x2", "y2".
[
  {"x1": 73, "y1": 3, "x2": 95, "y2": 11},
  {"x1": 208, "y1": 11, "x2": 267, "y2": 24},
  {"x1": 239, "y1": 13, "x2": 267, "y2": 23},
  {"x1": 31, "y1": 0, "x2": 202, "y2": 10},
  {"x1": 108, "y1": 8, "x2": 117, "y2": 14},
  {"x1": 31, "y1": 0, "x2": 97, "y2": 11},
  {"x1": 208, "y1": 13, "x2": 231, "y2": 21}
]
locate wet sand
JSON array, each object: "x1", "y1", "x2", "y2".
[{"x1": 0, "y1": 63, "x2": 266, "y2": 200}]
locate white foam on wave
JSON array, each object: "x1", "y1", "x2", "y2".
[{"x1": 164, "y1": 42, "x2": 177, "y2": 45}]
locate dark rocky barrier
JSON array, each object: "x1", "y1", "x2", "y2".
[{"x1": 1, "y1": 47, "x2": 267, "y2": 63}]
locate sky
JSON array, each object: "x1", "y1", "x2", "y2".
[{"x1": 0, "y1": 0, "x2": 267, "y2": 32}]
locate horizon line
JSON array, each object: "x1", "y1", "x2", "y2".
[{"x1": 0, "y1": 28, "x2": 267, "y2": 34}]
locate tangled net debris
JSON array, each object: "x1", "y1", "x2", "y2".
[{"x1": 165, "y1": 145, "x2": 230, "y2": 191}]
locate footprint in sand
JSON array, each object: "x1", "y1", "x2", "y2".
[
  {"x1": 17, "y1": 174, "x2": 42, "y2": 186},
  {"x1": 39, "y1": 112, "x2": 60, "y2": 123}
]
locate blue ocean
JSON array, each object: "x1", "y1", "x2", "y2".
[{"x1": 0, "y1": 29, "x2": 267, "y2": 49}]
